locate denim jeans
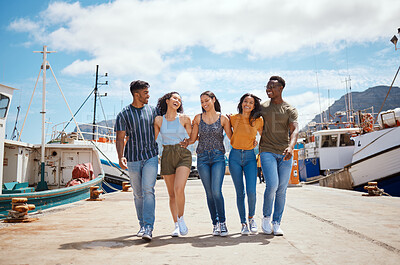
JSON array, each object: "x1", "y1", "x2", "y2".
[
  {"x1": 127, "y1": 156, "x2": 158, "y2": 229},
  {"x1": 229, "y1": 148, "x2": 257, "y2": 224},
  {"x1": 197, "y1": 149, "x2": 226, "y2": 225},
  {"x1": 260, "y1": 152, "x2": 293, "y2": 224}
]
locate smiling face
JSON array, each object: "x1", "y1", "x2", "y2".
[
  {"x1": 166, "y1": 93, "x2": 182, "y2": 110},
  {"x1": 200, "y1": 94, "x2": 215, "y2": 112},
  {"x1": 241, "y1": 96, "x2": 255, "y2": 114},
  {"x1": 266, "y1": 80, "x2": 283, "y2": 99},
  {"x1": 135, "y1": 87, "x2": 150, "y2": 104}
]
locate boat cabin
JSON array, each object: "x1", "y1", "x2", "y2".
[{"x1": 313, "y1": 128, "x2": 361, "y2": 172}]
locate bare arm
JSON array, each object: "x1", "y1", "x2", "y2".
[
  {"x1": 181, "y1": 114, "x2": 200, "y2": 147},
  {"x1": 221, "y1": 115, "x2": 233, "y2": 140},
  {"x1": 257, "y1": 117, "x2": 264, "y2": 135},
  {"x1": 116, "y1": 130, "x2": 128, "y2": 169},
  {"x1": 154, "y1": 116, "x2": 162, "y2": 141},
  {"x1": 180, "y1": 114, "x2": 192, "y2": 137},
  {"x1": 283, "y1": 121, "x2": 299, "y2": 161}
]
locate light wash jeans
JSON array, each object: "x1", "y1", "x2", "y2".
[
  {"x1": 127, "y1": 156, "x2": 158, "y2": 229},
  {"x1": 229, "y1": 148, "x2": 257, "y2": 224},
  {"x1": 197, "y1": 149, "x2": 226, "y2": 225},
  {"x1": 260, "y1": 152, "x2": 293, "y2": 224}
]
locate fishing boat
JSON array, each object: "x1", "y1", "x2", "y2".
[
  {"x1": 45, "y1": 64, "x2": 129, "y2": 193},
  {"x1": 48, "y1": 121, "x2": 129, "y2": 193},
  {"x1": 299, "y1": 107, "x2": 400, "y2": 195},
  {"x1": 0, "y1": 47, "x2": 105, "y2": 219},
  {"x1": 347, "y1": 108, "x2": 400, "y2": 195}
]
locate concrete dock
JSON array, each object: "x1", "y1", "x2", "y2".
[{"x1": 1, "y1": 178, "x2": 399, "y2": 265}]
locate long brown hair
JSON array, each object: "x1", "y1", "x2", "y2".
[{"x1": 200, "y1": 91, "x2": 221, "y2": 112}]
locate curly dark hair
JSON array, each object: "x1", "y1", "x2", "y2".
[
  {"x1": 200, "y1": 91, "x2": 221, "y2": 112},
  {"x1": 156, "y1": 92, "x2": 183, "y2": 116},
  {"x1": 237, "y1": 93, "x2": 261, "y2": 126}
]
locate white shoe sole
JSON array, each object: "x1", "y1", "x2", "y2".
[
  {"x1": 180, "y1": 230, "x2": 188, "y2": 236},
  {"x1": 262, "y1": 228, "x2": 272, "y2": 235},
  {"x1": 220, "y1": 232, "x2": 228, "y2": 237},
  {"x1": 142, "y1": 235, "x2": 152, "y2": 241}
]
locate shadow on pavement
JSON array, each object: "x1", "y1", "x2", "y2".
[{"x1": 59, "y1": 233, "x2": 274, "y2": 250}]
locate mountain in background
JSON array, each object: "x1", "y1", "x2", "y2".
[
  {"x1": 305, "y1": 85, "x2": 400, "y2": 130},
  {"x1": 77, "y1": 85, "x2": 400, "y2": 135}
]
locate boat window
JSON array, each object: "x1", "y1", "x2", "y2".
[
  {"x1": 339, "y1": 133, "x2": 355, "y2": 146},
  {"x1": 321, "y1": 134, "x2": 337, "y2": 147},
  {"x1": 0, "y1": 94, "x2": 10, "y2": 118}
]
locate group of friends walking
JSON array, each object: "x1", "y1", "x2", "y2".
[{"x1": 115, "y1": 76, "x2": 299, "y2": 241}]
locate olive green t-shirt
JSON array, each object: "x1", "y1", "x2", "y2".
[{"x1": 259, "y1": 100, "x2": 298, "y2": 155}]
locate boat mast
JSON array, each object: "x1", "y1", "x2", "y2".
[
  {"x1": 91, "y1": 65, "x2": 108, "y2": 140},
  {"x1": 34, "y1": 46, "x2": 55, "y2": 191},
  {"x1": 92, "y1": 65, "x2": 99, "y2": 140}
]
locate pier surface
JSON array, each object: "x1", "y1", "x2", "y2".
[{"x1": 1, "y1": 178, "x2": 399, "y2": 264}]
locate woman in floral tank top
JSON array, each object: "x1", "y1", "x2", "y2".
[{"x1": 182, "y1": 91, "x2": 232, "y2": 236}]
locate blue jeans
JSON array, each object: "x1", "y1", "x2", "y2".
[
  {"x1": 260, "y1": 152, "x2": 293, "y2": 224},
  {"x1": 229, "y1": 148, "x2": 257, "y2": 224},
  {"x1": 127, "y1": 156, "x2": 158, "y2": 229},
  {"x1": 197, "y1": 149, "x2": 226, "y2": 225}
]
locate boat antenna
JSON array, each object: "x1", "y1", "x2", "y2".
[{"x1": 10, "y1": 106, "x2": 21, "y2": 140}]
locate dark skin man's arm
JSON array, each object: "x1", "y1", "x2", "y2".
[{"x1": 283, "y1": 121, "x2": 299, "y2": 161}]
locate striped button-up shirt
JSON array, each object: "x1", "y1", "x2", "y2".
[{"x1": 114, "y1": 104, "x2": 159, "y2": 162}]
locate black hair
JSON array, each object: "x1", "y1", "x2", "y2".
[
  {"x1": 130, "y1": 80, "x2": 150, "y2": 96},
  {"x1": 200, "y1": 91, "x2": 221, "y2": 112},
  {"x1": 237, "y1": 93, "x2": 261, "y2": 126},
  {"x1": 269, "y1": 76, "x2": 285, "y2": 88},
  {"x1": 156, "y1": 92, "x2": 183, "y2": 116}
]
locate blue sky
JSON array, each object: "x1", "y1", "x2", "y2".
[{"x1": 1, "y1": 0, "x2": 399, "y2": 144}]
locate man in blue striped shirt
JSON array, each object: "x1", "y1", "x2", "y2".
[{"x1": 115, "y1": 80, "x2": 159, "y2": 241}]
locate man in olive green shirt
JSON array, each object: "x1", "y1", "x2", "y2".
[{"x1": 259, "y1": 76, "x2": 299, "y2": 236}]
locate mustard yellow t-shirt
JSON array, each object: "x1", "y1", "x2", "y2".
[{"x1": 230, "y1": 114, "x2": 264, "y2": 150}]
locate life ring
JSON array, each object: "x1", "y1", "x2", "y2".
[{"x1": 361, "y1": 113, "x2": 374, "y2": 132}]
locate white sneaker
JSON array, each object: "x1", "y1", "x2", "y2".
[
  {"x1": 261, "y1": 217, "x2": 272, "y2": 234},
  {"x1": 142, "y1": 227, "x2": 153, "y2": 241},
  {"x1": 171, "y1": 223, "x2": 179, "y2": 237},
  {"x1": 249, "y1": 218, "x2": 258, "y2": 234},
  {"x1": 177, "y1": 216, "x2": 188, "y2": 236},
  {"x1": 137, "y1": 226, "x2": 145, "y2": 237},
  {"x1": 273, "y1": 223, "x2": 284, "y2": 236},
  {"x1": 241, "y1": 223, "x2": 250, "y2": 235},
  {"x1": 220, "y1": 222, "x2": 229, "y2": 237},
  {"x1": 212, "y1": 223, "x2": 220, "y2": 236}
]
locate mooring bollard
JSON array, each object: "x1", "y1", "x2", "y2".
[
  {"x1": 363, "y1": 182, "x2": 384, "y2": 196},
  {"x1": 87, "y1": 186, "x2": 104, "y2": 201},
  {"x1": 3, "y1": 198, "x2": 37, "y2": 223},
  {"x1": 122, "y1": 181, "x2": 131, "y2": 192}
]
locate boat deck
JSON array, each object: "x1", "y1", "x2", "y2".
[{"x1": 1, "y1": 178, "x2": 399, "y2": 264}]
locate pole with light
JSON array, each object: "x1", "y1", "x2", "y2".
[{"x1": 390, "y1": 28, "x2": 400, "y2": 50}]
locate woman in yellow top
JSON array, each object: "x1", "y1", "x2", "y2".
[{"x1": 229, "y1": 93, "x2": 263, "y2": 235}]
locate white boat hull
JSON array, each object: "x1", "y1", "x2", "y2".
[{"x1": 349, "y1": 146, "x2": 400, "y2": 186}]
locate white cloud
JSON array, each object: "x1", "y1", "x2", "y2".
[
  {"x1": 8, "y1": 18, "x2": 40, "y2": 32},
  {"x1": 8, "y1": 0, "x2": 399, "y2": 135},
  {"x1": 10, "y1": 0, "x2": 399, "y2": 77}
]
